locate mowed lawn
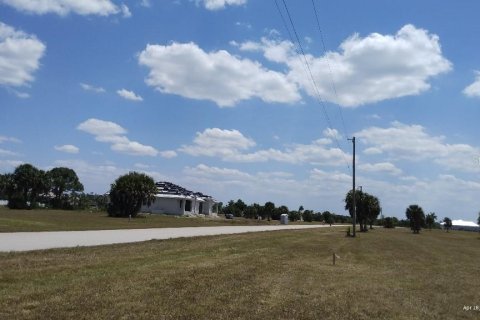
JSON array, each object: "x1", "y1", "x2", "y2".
[
  {"x1": 1, "y1": 227, "x2": 479, "y2": 319},
  {"x1": 0, "y1": 207, "x2": 286, "y2": 232}
]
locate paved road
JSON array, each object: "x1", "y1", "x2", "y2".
[{"x1": 0, "y1": 225, "x2": 338, "y2": 252}]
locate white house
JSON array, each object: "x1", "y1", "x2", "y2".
[
  {"x1": 141, "y1": 182, "x2": 218, "y2": 216},
  {"x1": 440, "y1": 219, "x2": 479, "y2": 232}
]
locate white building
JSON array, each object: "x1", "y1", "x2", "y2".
[
  {"x1": 141, "y1": 182, "x2": 218, "y2": 216},
  {"x1": 441, "y1": 219, "x2": 479, "y2": 232}
]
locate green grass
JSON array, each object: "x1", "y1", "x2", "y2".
[
  {"x1": 1, "y1": 227, "x2": 479, "y2": 319},
  {"x1": 0, "y1": 206, "x2": 297, "y2": 232}
]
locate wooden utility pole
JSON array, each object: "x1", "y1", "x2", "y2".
[{"x1": 348, "y1": 137, "x2": 356, "y2": 237}]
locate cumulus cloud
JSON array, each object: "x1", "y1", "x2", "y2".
[
  {"x1": 117, "y1": 88, "x2": 143, "y2": 101},
  {"x1": 138, "y1": 42, "x2": 300, "y2": 107},
  {"x1": 159, "y1": 150, "x2": 178, "y2": 159},
  {"x1": 0, "y1": 159, "x2": 24, "y2": 169},
  {"x1": 54, "y1": 144, "x2": 79, "y2": 154},
  {"x1": 0, "y1": 22, "x2": 46, "y2": 87},
  {"x1": 120, "y1": 4, "x2": 131, "y2": 17},
  {"x1": 0, "y1": 135, "x2": 21, "y2": 143},
  {"x1": 463, "y1": 71, "x2": 480, "y2": 98},
  {"x1": 80, "y1": 83, "x2": 105, "y2": 93},
  {"x1": 359, "y1": 162, "x2": 402, "y2": 175},
  {"x1": 0, "y1": 0, "x2": 129, "y2": 17},
  {"x1": 77, "y1": 118, "x2": 158, "y2": 157},
  {"x1": 240, "y1": 24, "x2": 452, "y2": 107},
  {"x1": 180, "y1": 127, "x2": 349, "y2": 165},
  {"x1": 199, "y1": 0, "x2": 246, "y2": 10},
  {"x1": 179, "y1": 128, "x2": 255, "y2": 158},
  {"x1": 0, "y1": 148, "x2": 18, "y2": 156},
  {"x1": 356, "y1": 121, "x2": 480, "y2": 172},
  {"x1": 184, "y1": 163, "x2": 253, "y2": 181}
]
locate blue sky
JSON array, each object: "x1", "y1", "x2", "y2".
[{"x1": 1, "y1": 0, "x2": 480, "y2": 221}]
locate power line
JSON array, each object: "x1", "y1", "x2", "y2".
[
  {"x1": 276, "y1": 0, "x2": 350, "y2": 170},
  {"x1": 310, "y1": 0, "x2": 349, "y2": 140}
]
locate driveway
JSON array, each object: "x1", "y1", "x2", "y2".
[{"x1": 0, "y1": 224, "x2": 339, "y2": 252}]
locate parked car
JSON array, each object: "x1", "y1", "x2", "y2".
[{"x1": 225, "y1": 213, "x2": 234, "y2": 219}]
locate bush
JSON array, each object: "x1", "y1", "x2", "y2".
[{"x1": 384, "y1": 217, "x2": 395, "y2": 228}]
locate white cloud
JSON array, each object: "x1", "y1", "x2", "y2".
[
  {"x1": 184, "y1": 164, "x2": 253, "y2": 181},
  {"x1": 359, "y1": 162, "x2": 402, "y2": 175},
  {"x1": 240, "y1": 25, "x2": 452, "y2": 107},
  {"x1": 180, "y1": 128, "x2": 255, "y2": 158},
  {"x1": 463, "y1": 71, "x2": 480, "y2": 98},
  {"x1": 0, "y1": 148, "x2": 18, "y2": 156},
  {"x1": 52, "y1": 159, "x2": 168, "y2": 193},
  {"x1": 12, "y1": 90, "x2": 30, "y2": 98},
  {"x1": 0, "y1": 135, "x2": 21, "y2": 143},
  {"x1": 120, "y1": 4, "x2": 131, "y2": 17},
  {"x1": 77, "y1": 118, "x2": 159, "y2": 157},
  {"x1": 159, "y1": 150, "x2": 177, "y2": 158},
  {"x1": 110, "y1": 141, "x2": 157, "y2": 156},
  {"x1": 200, "y1": 0, "x2": 246, "y2": 10},
  {"x1": 77, "y1": 118, "x2": 126, "y2": 137},
  {"x1": 0, "y1": 0, "x2": 128, "y2": 17},
  {"x1": 117, "y1": 88, "x2": 143, "y2": 101},
  {"x1": 356, "y1": 121, "x2": 480, "y2": 172},
  {"x1": 138, "y1": 42, "x2": 300, "y2": 107},
  {"x1": 180, "y1": 127, "x2": 349, "y2": 165},
  {"x1": 80, "y1": 82, "x2": 105, "y2": 93},
  {"x1": 235, "y1": 21, "x2": 252, "y2": 29},
  {"x1": 0, "y1": 22, "x2": 46, "y2": 87},
  {"x1": 54, "y1": 144, "x2": 79, "y2": 154},
  {"x1": 0, "y1": 159, "x2": 24, "y2": 170},
  {"x1": 140, "y1": 0, "x2": 151, "y2": 8},
  {"x1": 363, "y1": 147, "x2": 382, "y2": 155}
]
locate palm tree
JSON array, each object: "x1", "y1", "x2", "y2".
[
  {"x1": 345, "y1": 190, "x2": 381, "y2": 232},
  {"x1": 425, "y1": 212, "x2": 437, "y2": 230},
  {"x1": 107, "y1": 172, "x2": 157, "y2": 218},
  {"x1": 366, "y1": 194, "x2": 381, "y2": 230},
  {"x1": 443, "y1": 217, "x2": 452, "y2": 232},
  {"x1": 406, "y1": 205, "x2": 425, "y2": 234}
]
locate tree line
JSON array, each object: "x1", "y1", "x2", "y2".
[
  {"x1": 219, "y1": 199, "x2": 351, "y2": 224},
  {"x1": 0, "y1": 163, "x2": 107, "y2": 210}
]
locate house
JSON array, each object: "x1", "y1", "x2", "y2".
[
  {"x1": 141, "y1": 181, "x2": 218, "y2": 216},
  {"x1": 441, "y1": 219, "x2": 479, "y2": 232}
]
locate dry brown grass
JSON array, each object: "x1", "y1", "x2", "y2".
[{"x1": 1, "y1": 227, "x2": 479, "y2": 319}]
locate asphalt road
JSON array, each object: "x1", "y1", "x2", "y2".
[{"x1": 0, "y1": 224, "x2": 338, "y2": 252}]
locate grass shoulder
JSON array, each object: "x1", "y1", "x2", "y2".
[
  {"x1": 0, "y1": 206, "x2": 324, "y2": 232},
  {"x1": 0, "y1": 227, "x2": 478, "y2": 319}
]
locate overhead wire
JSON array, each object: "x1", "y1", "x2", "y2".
[
  {"x1": 310, "y1": 0, "x2": 349, "y2": 141},
  {"x1": 275, "y1": 0, "x2": 351, "y2": 170}
]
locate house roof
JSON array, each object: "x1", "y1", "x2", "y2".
[{"x1": 154, "y1": 181, "x2": 215, "y2": 201}]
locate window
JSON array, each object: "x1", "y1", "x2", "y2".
[{"x1": 185, "y1": 200, "x2": 191, "y2": 212}]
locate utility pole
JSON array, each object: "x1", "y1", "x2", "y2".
[{"x1": 348, "y1": 136, "x2": 356, "y2": 237}]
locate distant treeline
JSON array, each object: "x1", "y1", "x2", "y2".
[{"x1": 218, "y1": 199, "x2": 351, "y2": 224}]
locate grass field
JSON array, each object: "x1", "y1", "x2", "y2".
[
  {"x1": 1, "y1": 227, "x2": 479, "y2": 319},
  {"x1": 0, "y1": 207, "x2": 290, "y2": 232}
]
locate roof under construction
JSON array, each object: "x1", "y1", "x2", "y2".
[{"x1": 155, "y1": 181, "x2": 213, "y2": 199}]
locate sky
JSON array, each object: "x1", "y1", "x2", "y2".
[{"x1": 1, "y1": 0, "x2": 480, "y2": 222}]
